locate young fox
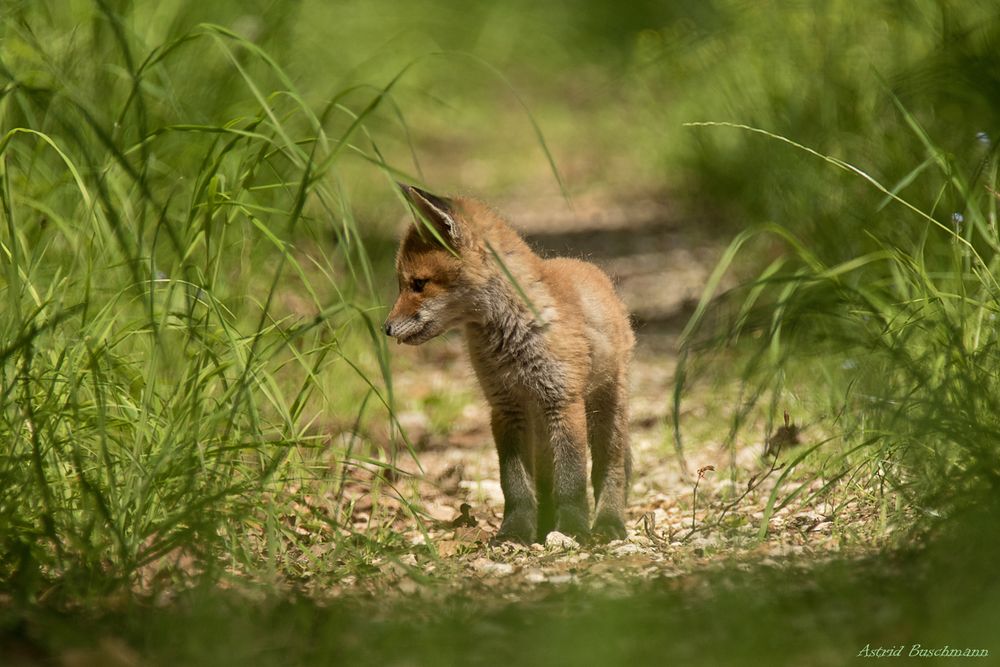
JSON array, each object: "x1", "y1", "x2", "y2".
[{"x1": 384, "y1": 185, "x2": 634, "y2": 543}]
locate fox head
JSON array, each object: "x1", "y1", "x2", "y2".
[{"x1": 383, "y1": 184, "x2": 486, "y2": 345}]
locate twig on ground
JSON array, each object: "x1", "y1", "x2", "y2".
[{"x1": 640, "y1": 512, "x2": 669, "y2": 546}]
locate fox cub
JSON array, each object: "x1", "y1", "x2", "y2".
[{"x1": 384, "y1": 184, "x2": 634, "y2": 543}]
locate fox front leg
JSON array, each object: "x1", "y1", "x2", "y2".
[
  {"x1": 490, "y1": 410, "x2": 538, "y2": 544},
  {"x1": 547, "y1": 400, "x2": 590, "y2": 540}
]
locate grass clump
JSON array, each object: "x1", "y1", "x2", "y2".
[
  {"x1": 0, "y1": 2, "x2": 415, "y2": 601},
  {"x1": 676, "y1": 110, "x2": 1000, "y2": 539}
]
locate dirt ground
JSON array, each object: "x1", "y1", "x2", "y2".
[{"x1": 325, "y1": 193, "x2": 877, "y2": 597}]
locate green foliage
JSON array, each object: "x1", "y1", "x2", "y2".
[{"x1": 602, "y1": 1, "x2": 997, "y2": 252}]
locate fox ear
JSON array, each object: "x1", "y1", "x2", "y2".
[{"x1": 398, "y1": 183, "x2": 464, "y2": 248}]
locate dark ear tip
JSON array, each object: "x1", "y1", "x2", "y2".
[
  {"x1": 399, "y1": 183, "x2": 451, "y2": 211},
  {"x1": 397, "y1": 182, "x2": 431, "y2": 200},
  {"x1": 411, "y1": 185, "x2": 437, "y2": 200}
]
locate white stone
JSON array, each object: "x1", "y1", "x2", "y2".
[
  {"x1": 611, "y1": 543, "x2": 643, "y2": 557},
  {"x1": 545, "y1": 531, "x2": 580, "y2": 550}
]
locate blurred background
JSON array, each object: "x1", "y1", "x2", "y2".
[{"x1": 2, "y1": 0, "x2": 1000, "y2": 664}]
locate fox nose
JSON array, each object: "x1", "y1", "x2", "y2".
[{"x1": 383, "y1": 321, "x2": 393, "y2": 337}]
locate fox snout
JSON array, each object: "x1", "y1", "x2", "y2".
[
  {"x1": 385, "y1": 291, "x2": 458, "y2": 345},
  {"x1": 383, "y1": 313, "x2": 420, "y2": 339},
  {"x1": 383, "y1": 304, "x2": 432, "y2": 345}
]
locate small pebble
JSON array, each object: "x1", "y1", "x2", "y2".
[{"x1": 545, "y1": 531, "x2": 580, "y2": 550}]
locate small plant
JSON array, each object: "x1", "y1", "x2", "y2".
[{"x1": 683, "y1": 465, "x2": 715, "y2": 540}]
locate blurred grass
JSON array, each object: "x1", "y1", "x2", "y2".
[{"x1": 3, "y1": 0, "x2": 1000, "y2": 663}]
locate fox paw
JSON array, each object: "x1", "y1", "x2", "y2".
[
  {"x1": 591, "y1": 514, "x2": 627, "y2": 542},
  {"x1": 554, "y1": 507, "x2": 590, "y2": 541},
  {"x1": 492, "y1": 513, "x2": 537, "y2": 545}
]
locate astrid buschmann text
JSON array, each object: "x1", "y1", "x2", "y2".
[{"x1": 858, "y1": 644, "x2": 989, "y2": 658}]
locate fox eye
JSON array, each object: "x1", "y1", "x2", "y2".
[{"x1": 410, "y1": 278, "x2": 429, "y2": 293}]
